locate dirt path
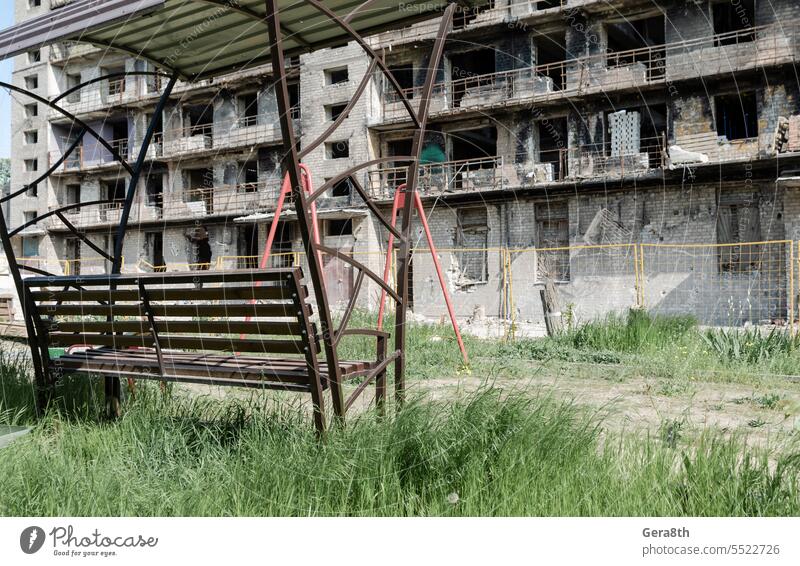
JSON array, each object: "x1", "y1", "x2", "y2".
[{"x1": 411, "y1": 362, "x2": 800, "y2": 450}]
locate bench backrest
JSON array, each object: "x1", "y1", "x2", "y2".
[{"x1": 23, "y1": 268, "x2": 318, "y2": 357}]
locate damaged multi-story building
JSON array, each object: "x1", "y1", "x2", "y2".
[{"x1": 7, "y1": 0, "x2": 800, "y2": 334}]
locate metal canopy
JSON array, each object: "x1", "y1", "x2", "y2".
[{"x1": 0, "y1": 0, "x2": 478, "y2": 79}]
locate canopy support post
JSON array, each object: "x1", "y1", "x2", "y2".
[{"x1": 265, "y1": 0, "x2": 347, "y2": 421}]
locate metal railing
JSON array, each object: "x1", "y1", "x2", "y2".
[
  {"x1": 47, "y1": 137, "x2": 131, "y2": 172},
  {"x1": 382, "y1": 22, "x2": 797, "y2": 120},
  {"x1": 368, "y1": 156, "x2": 506, "y2": 199},
  {"x1": 45, "y1": 181, "x2": 285, "y2": 229}
]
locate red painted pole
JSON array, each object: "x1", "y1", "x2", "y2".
[
  {"x1": 413, "y1": 190, "x2": 468, "y2": 365},
  {"x1": 376, "y1": 184, "x2": 469, "y2": 364},
  {"x1": 377, "y1": 189, "x2": 403, "y2": 331}
]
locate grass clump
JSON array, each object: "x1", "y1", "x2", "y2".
[
  {"x1": 700, "y1": 328, "x2": 800, "y2": 365},
  {"x1": 564, "y1": 309, "x2": 696, "y2": 353},
  {"x1": 0, "y1": 374, "x2": 798, "y2": 516}
]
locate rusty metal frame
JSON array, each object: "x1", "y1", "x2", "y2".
[
  {"x1": 0, "y1": 1, "x2": 457, "y2": 423},
  {"x1": 264, "y1": 0, "x2": 455, "y2": 417},
  {"x1": 0, "y1": 71, "x2": 177, "y2": 413}
]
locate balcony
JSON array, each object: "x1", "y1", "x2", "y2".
[
  {"x1": 159, "y1": 120, "x2": 282, "y2": 159},
  {"x1": 379, "y1": 23, "x2": 797, "y2": 124},
  {"x1": 46, "y1": 117, "x2": 283, "y2": 169},
  {"x1": 368, "y1": 157, "x2": 507, "y2": 200},
  {"x1": 366, "y1": 139, "x2": 670, "y2": 199},
  {"x1": 46, "y1": 181, "x2": 285, "y2": 230},
  {"x1": 368, "y1": 0, "x2": 577, "y2": 49},
  {"x1": 48, "y1": 137, "x2": 130, "y2": 174}
]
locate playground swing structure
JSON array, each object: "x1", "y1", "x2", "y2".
[{"x1": 0, "y1": 0, "x2": 476, "y2": 432}]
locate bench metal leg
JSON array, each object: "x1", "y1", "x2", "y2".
[
  {"x1": 375, "y1": 334, "x2": 387, "y2": 417},
  {"x1": 104, "y1": 376, "x2": 121, "y2": 419}
]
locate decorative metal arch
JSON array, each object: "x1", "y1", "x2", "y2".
[
  {"x1": 0, "y1": 70, "x2": 178, "y2": 411},
  {"x1": 0, "y1": 0, "x2": 458, "y2": 418},
  {"x1": 262, "y1": 0, "x2": 457, "y2": 413}
]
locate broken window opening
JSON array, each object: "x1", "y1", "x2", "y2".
[
  {"x1": 536, "y1": 32, "x2": 567, "y2": 91},
  {"x1": 238, "y1": 224, "x2": 259, "y2": 269},
  {"x1": 448, "y1": 48, "x2": 496, "y2": 108},
  {"x1": 238, "y1": 92, "x2": 259, "y2": 126},
  {"x1": 536, "y1": 202, "x2": 570, "y2": 282},
  {"x1": 454, "y1": 207, "x2": 489, "y2": 287},
  {"x1": 713, "y1": 0, "x2": 755, "y2": 45},
  {"x1": 715, "y1": 92, "x2": 758, "y2": 140},
  {"x1": 717, "y1": 199, "x2": 762, "y2": 273},
  {"x1": 145, "y1": 231, "x2": 165, "y2": 272},
  {"x1": 536, "y1": 117, "x2": 568, "y2": 180},
  {"x1": 449, "y1": 127, "x2": 498, "y2": 191}
]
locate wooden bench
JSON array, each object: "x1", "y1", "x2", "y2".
[{"x1": 23, "y1": 267, "x2": 389, "y2": 432}]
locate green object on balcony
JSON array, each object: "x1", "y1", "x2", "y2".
[{"x1": 420, "y1": 144, "x2": 445, "y2": 165}]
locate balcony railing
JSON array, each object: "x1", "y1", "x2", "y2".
[
  {"x1": 48, "y1": 137, "x2": 131, "y2": 173},
  {"x1": 381, "y1": 22, "x2": 797, "y2": 121},
  {"x1": 47, "y1": 116, "x2": 284, "y2": 168},
  {"x1": 46, "y1": 181, "x2": 285, "y2": 229},
  {"x1": 369, "y1": 0, "x2": 573, "y2": 48},
  {"x1": 368, "y1": 156, "x2": 506, "y2": 199}
]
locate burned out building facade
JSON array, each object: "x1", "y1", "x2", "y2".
[{"x1": 7, "y1": 0, "x2": 800, "y2": 333}]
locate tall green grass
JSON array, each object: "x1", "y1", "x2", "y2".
[
  {"x1": 563, "y1": 309, "x2": 697, "y2": 352},
  {"x1": 0, "y1": 366, "x2": 797, "y2": 516}
]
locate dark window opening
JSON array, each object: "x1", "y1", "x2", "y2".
[
  {"x1": 536, "y1": 202, "x2": 570, "y2": 281},
  {"x1": 715, "y1": 93, "x2": 758, "y2": 140},
  {"x1": 146, "y1": 231, "x2": 165, "y2": 272},
  {"x1": 146, "y1": 174, "x2": 163, "y2": 209},
  {"x1": 386, "y1": 138, "x2": 414, "y2": 188},
  {"x1": 450, "y1": 126, "x2": 497, "y2": 161},
  {"x1": 605, "y1": 16, "x2": 665, "y2": 80},
  {"x1": 190, "y1": 227, "x2": 212, "y2": 271},
  {"x1": 326, "y1": 219, "x2": 353, "y2": 236},
  {"x1": 288, "y1": 82, "x2": 301, "y2": 119},
  {"x1": 331, "y1": 177, "x2": 354, "y2": 197},
  {"x1": 65, "y1": 238, "x2": 81, "y2": 275},
  {"x1": 327, "y1": 103, "x2": 348, "y2": 121},
  {"x1": 186, "y1": 168, "x2": 215, "y2": 213},
  {"x1": 717, "y1": 199, "x2": 762, "y2": 272},
  {"x1": 713, "y1": 0, "x2": 755, "y2": 45},
  {"x1": 454, "y1": 208, "x2": 488, "y2": 286},
  {"x1": 326, "y1": 140, "x2": 350, "y2": 159},
  {"x1": 450, "y1": 127, "x2": 498, "y2": 190},
  {"x1": 449, "y1": 48, "x2": 496, "y2": 107},
  {"x1": 272, "y1": 222, "x2": 294, "y2": 268},
  {"x1": 65, "y1": 183, "x2": 81, "y2": 206},
  {"x1": 105, "y1": 178, "x2": 126, "y2": 202},
  {"x1": 238, "y1": 92, "x2": 259, "y2": 125},
  {"x1": 325, "y1": 67, "x2": 349, "y2": 85},
  {"x1": 388, "y1": 64, "x2": 415, "y2": 99},
  {"x1": 65, "y1": 73, "x2": 82, "y2": 102},
  {"x1": 238, "y1": 224, "x2": 259, "y2": 269},
  {"x1": 536, "y1": 32, "x2": 567, "y2": 91},
  {"x1": 536, "y1": 117, "x2": 568, "y2": 180},
  {"x1": 239, "y1": 161, "x2": 259, "y2": 191},
  {"x1": 604, "y1": 104, "x2": 667, "y2": 169},
  {"x1": 110, "y1": 120, "x2": 129, "y2": 157},
  {"x1": 185, "y1": 104, "x2": 213, "y2": 137}
]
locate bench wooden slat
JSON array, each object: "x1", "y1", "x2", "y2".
[
  {"x1": 37, "y1": 303, "x2": 308, "y2": 318},
  {"x1": 30, "y1": 286, "x2": 302, "y2": 303},
  {"x1": 63, "y1": 349, "x2": 366, "y2": 374},
  {"x1": 47, "y1": 334, "x2": 307, "y2": 354},
  {"x1": 53, "y1": 353, "x2": 314, "y2": 384},
  {"x1": 51, "y1": 320, "x2": 304, "y2": 336},
  {"x1": 24, "y1": 268, "x2": 299, "y2": 288}
]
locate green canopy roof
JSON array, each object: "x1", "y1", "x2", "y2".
[{"x1": 0, "y1": 0, "x2": 480, "y2": 80}]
